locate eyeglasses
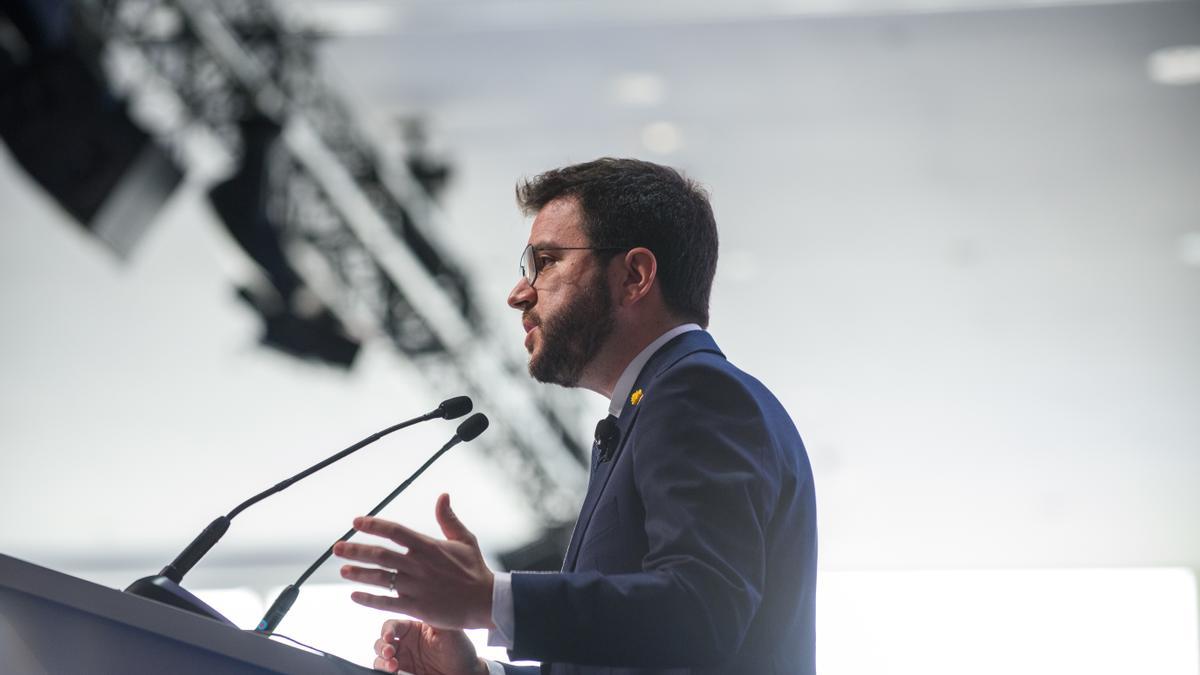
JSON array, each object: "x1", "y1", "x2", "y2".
[{"x1": 519, "y1": 244, "x2": 626, "y2": 287}]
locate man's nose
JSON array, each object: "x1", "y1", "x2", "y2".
[{"x1": 508, "y1": 278, "x2": 536, "y2": 310}]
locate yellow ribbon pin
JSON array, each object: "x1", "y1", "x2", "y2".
[{"x1": 630, "y1": 388, "x2": 644, "y2": 406}]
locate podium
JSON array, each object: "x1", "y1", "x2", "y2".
[{"x1": 0, "y1": 553, "x2": 376, "y2": 674}]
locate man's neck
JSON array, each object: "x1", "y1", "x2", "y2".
[{"x1": 578, "y1": 316, "x2": 691, "y2": 399}]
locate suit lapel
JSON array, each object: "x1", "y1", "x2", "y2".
[
  {"x1": 561, "y1": 405, "x2": 641, "y2": 571},
  {"x1": 560, "y1": 331, "x2": 724, "y2": 572}
]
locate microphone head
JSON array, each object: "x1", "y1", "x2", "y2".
[
  {"x1": 437, "y1": 396, "x2": 473, "y2": 420},
  {"x1": 456, "y1": 413, "x2": 489, "y2": 442}
]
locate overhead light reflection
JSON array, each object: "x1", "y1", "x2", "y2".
[
  {"x1": 1178, "y1": 231, "x2": 1200, "y2": 267},
  {"x1": 1147, "y1": 46, "x2": 1200, "y2": 86},
  {"x1": 641, "y1": 121, "x2": 684, "y2": 155},
  {"x1": 609, "y1": 72, "x2": 666, "y2": 108}
]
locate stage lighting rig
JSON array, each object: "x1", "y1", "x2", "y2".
[
  {"x1": 0, "y1": 0, "x2": 183, "y2": 258},
  {"x1": 55, "y1": 0, "x2": 590, "y2": 525}
]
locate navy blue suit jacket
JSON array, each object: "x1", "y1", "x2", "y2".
[{"x1": 502, "y1": 331, "x2": 817, "y2": 675}]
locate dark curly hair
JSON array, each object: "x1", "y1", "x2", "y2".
[{"x1": 515, "y1": 158, "x2": 719, "y2": 327}]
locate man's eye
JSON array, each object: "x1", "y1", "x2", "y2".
[{"x1": 538, "y1": 256, "x2": 556, "y2": 268}]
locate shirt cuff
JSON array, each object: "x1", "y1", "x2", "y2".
[
  {"x1": 484, "y1": 660, "x2": 506, "y2": 675},
  {"x1": 488, "y1": 571, "x2": 515, "y2": 648}
]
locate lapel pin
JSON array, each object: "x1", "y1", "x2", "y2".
[{"x1": 630, "y1": 388, "x2": 644, "y2": 406}]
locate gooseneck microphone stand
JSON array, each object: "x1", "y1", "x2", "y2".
[
  {"x1": 124, "y1": 397, "x2": 473, "y2": 623},
  {"x1": 256, "y1": 413, "x2": 490, "y2": 634}
]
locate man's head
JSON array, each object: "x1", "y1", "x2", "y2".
[
  {"x1": 515, "y1": 158, "x2": 718, "y2": 327},
  {"x1": 507, "y1": 158, "x2": 719, "y2": 388}
]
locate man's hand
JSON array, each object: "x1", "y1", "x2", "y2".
[
  {"x1": 373, "y1": 619, "x2": 487, "y2": 675},
  {"x1": 334, "y1": 493, "x2": 496, "y2": 630}
]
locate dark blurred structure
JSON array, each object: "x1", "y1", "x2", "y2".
[
  {"x1": 210, "y1": 115, "x2": 360, "y2": 367},
  {"x1": 498, "y1": 522, "x2": 574, "y2": 573},
  {"x1": 0, "y1": 0, "x2": 589, "y2": 538},
  {"x1": 0, "y1": 0, "x2": 182, "y2": 258},
  {"x1": 401, "y1": 117, "x2": 452, "y2": 202}
]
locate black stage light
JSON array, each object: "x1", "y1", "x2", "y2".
[
  {"x1": 209, "y1": 116, "x2": 306, "y2": 300},
  {"x1": 400, "y1": 117, "x2": 452, "y2": 202},
  {"x1": 211, "y1": 116, "x2": 361, "y2": 369},
  {"x1": 0, "y1": 1, "x2": 182, "y2": 259},
  {"x1": 235, "y1": 285, "x2": 360, "y2": 368}
]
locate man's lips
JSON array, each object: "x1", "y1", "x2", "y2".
[{"x1": 522, "y1": 316, "x2": 539, "y2": 351}]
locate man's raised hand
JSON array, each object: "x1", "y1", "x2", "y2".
[{"x1": 334, "y1": 494, "x2": 496, "y2": 630}]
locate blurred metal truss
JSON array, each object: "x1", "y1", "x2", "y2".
[{"x1": 75, "y1": 0, "x2": 589, "y2": 523}]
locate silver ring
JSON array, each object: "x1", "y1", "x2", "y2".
[{"x1": 388, "y1": 571, "x2": 397, "y2": 593}]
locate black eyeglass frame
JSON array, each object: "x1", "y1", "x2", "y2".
[{"x1": 519, "y1": 243, "x2": 627, "y2": 286}]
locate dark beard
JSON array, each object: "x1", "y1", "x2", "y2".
[{"x1": 527, "y1": 273, "x2": 615, "y2": 387}]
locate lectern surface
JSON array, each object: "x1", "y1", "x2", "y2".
[{"x1": 0, "y1": 553, "x2": 376, "y2": 675}]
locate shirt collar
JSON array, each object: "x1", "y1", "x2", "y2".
[{"x1": 608, "y1": 323, "x2": 703, "y2": 418}]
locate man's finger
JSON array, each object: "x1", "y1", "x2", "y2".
[
  {"x1": 391, "y1": 618, "x2": 422, "y2": 642},
  {"x1": 380, "y1": 619, "x2": 402, "y2": 640},
  {"x1": 373, "y1": 656, "x2": 398, "y2": 673},
  {"x1": 373, "y1": 637, "x2": 398, "y2": 660},
  {"x1": 332, "y1": 541, "x2": 406, "y2": 568},
  {"x1": 351, "y1": 590, "x2": 415, "y2": 614},
  {"x1": 435, "y1": 493, "x2": 477, "y2": 545},
  {"x1": 353, "y1": 516, "x2": 433, "y2": 551},
  {"x1": 341, "y1": 564, "x2": 417, "y2": 591}
]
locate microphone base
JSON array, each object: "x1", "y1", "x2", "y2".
[{"x1": 125, "y1": 575, "x2": 236, "y2": 627}]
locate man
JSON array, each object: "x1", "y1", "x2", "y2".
[{"x1": 333, "y1": 158, "x2": 817, "y2": 674}]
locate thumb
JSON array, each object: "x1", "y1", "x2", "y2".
[
  {"x1": 383, "y1": 618, "x2": 417, "y2": 641},
  {"x1": 435, "y1": 493, "x2": 477, "y2": 545}
]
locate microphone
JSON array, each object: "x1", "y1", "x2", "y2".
[
  {"x1": 256, "y1": 413, "x2": 489, "y2": 634},
  {"x1": 125, "y1": 397, "x2": 473, "y2": 623},
  {"x1": 595, "y1": 414, "x2": 620, "y2": 463}
]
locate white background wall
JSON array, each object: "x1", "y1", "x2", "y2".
[{"x1": 2, "y1": 0, "x2": 1198, "y2": 670}]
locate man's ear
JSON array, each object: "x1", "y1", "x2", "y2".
[{"x1": 614, "y1": 247, "x2": 658, "y2": 306}]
